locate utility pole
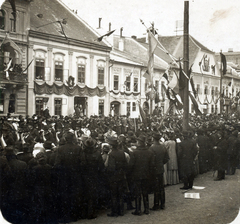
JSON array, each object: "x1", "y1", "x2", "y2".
[
  {"x1": 220, "y1": 50, "x2": 223, "y2": 114},
  {"x1": 183, "y1": 1, "x2": 189, "y2": 130}
]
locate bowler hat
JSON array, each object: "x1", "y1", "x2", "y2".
[
  {"x1": 83, "y1": 137, "x2": 96, "y2": 148},
  {"x1": 43, "y1": 141, "x2": 53, "y2": 149}
]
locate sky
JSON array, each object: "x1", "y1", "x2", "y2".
[{"x1": 60, "y1": 0, "x2": 240, "y2": 53}]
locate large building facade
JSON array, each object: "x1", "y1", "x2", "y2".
[{"x1": 1, "y1": 0, "x2": 238, "y2": 118}]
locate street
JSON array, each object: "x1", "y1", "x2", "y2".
[{"x1": 70, "y1": 170, "x2": 240, "y2": 224}]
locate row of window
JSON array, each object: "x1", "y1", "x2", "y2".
[{"x1": 35, "y1": 58, "x2": 105, "y2": 85}]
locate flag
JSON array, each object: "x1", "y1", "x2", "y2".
[
  {"x1": 189, "y1": 77, "x2": 197, "y2": 97},
  {"x1": 147, "y1": 29, "x2": 158, "y2": 85},
  {"x1": 8, "y1": 0, "x2": 16, "y2": 20},
  {"x1": 20, "y1": 59, "x2": 33, "y2": 75},
  {"x1": 1, "y1": 35, "x2": 22, "y2": 63},
  {"x1": 4, "y1": 59, "x2": 12, "y2": 72},
  {"x1": 143, "y1": 69, "x2": 151, "y2": 83},
  {"x1": 138, "y1": 102, "x2": 148, "y2": 128},
  {"x1": 189, "y1": 92, "x2": 202, "y2": 115},
  {"x1": 228, "y1": 78, "x2": 234, "y2": 96},
  {"x1": 96, "y1": 29, "x2": 115, "y2": 42},
  {"x1": 168, "y1": 70, "x2": 179, "y2": 94},
  {"x1": 162, "y1": 70, "x2": 169, "y2": 84},
  {"x1": 220, "y1": 52, "x2": 227, "y2": 75}
]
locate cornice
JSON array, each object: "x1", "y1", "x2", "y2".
[{"x1": 29, "y1": 30, "x2": 112, "y2": 53}]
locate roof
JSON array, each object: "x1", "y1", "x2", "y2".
[
  {"x1": 156, "y1": 35, "x2": 214, "y2": 66},
  {"x1": 29, "y1": 0, "x2": 110, "y2": 49},
  {"x1": 113, "y1": 35, "x2": 168, "y2": 70}
]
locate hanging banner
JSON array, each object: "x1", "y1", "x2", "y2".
[{"x1": 34, "y1": 81, "x2": 106, "y2": 97}]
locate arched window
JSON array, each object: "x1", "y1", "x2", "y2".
[{"x1": 0, "y1": 10, "x2": 5, "y2": 30}]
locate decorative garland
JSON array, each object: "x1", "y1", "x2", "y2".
[
  {"x1": 34, "y1": 81, "x2": 106, "y2": 97},
  {"x1": 109, "y1": 90, "x2": 140, "y2": 96}
]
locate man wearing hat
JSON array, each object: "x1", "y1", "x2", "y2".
[
  {"x1": 105, "y1": 136, "x2": 128, "y2": 217},
  {"x1": 149, "y1": 132, "x2": 169, "y2": 210},
  {"x1": 54, "y1": 132, "x2": 84, "y2": 222},
  {"x1": 129, "y1": 134, "x2": 154, "y2": 215},
  {"x1": 81, "y1": 137, "x2": 104, "y2": 219},
  {"x1": 177, "y1": 131, "x2": 198, "y2": 189}
]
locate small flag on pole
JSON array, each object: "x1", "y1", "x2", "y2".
[
  {"x1": 96, "y1": 29, "x2": 116, "y2": 42},
  {"x1": 220, "y1": 52, "x2": 227, "y2": 75}
]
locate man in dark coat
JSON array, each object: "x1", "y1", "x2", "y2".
[
  {"x1": 105, "y1": 136, "x2": 128, "y2": 217},
  {"x1": 226, "y1": 130, "x2": 238, "y2": 175},
  {"x1": 213, "y1": 130, "x2": 228, "y2": 181},
  {"x1": 177, "y1": 131, "x2": 198, "y2": 189},
  {"x1": 81, "y1": 137, "x2": 104, "y2": 219},
  {"x1": 196, "y1": 129, "x2": 210, "y2": 174},
  {"x1": 149, "y1": 132, "x2": 169, "y2": 210},
  {"x1": 29, "y1": 152, "x2": 56, "y2": 223},
  {"x1": 129, "y1": 135, "x2": 154, "y2": 215},
  {"x1": 54, "y1": 132, "x2": 84, "y2": 222},
  {"x1": 2, "y1": 145, "x2": 29, "y2": 224}
]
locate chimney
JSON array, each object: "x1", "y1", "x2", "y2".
[
  {"x1": 120, "y1": 27, "x2": 123, "y2": 38},
  {"x1": 98, "y1": 18, "x2": 102, "y2": 29},
  {"x1": 109, "y1": 22, "x2": 111, "y2": 32}
]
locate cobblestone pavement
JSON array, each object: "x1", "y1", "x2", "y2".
[{"x1": 70, "y1": 170, "x2": 240, "y2": 224}]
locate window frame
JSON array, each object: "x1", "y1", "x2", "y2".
[
  {"x1": 35, "y1": 58, "x2": 45, "y2": 80},
  {"x1": 98, "y1": 66, "x2": 104, "y2": 85},
  {"x1": 113, "y1": 75, "x2": 119, "y2": 91},
  {"x1": 55, "y1": 61, "x2": 64, "y2": 82},
  {"x1": 133, "y1": 77, "x2": 138, "y2": 92},
  {"x1": 77, "y1": 63, "x2": 85, "y2": 84},
  {"x1": 54, "y1": 98, "x2": 62, "y2": 116}
]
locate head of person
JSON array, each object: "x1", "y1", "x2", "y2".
[{"x1": 136, "y1": 135, "x2": 146, "y2": 146}]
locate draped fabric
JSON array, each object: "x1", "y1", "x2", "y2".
[
  {"x1": 109, "y1": 90, "x2": 140, "y2": 96},
  {"x1": 34, "y1": 82, "x2": 106, "y2": 97}
]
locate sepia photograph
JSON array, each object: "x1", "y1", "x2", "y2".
[{"x1": 0, "y1": 0, "x2": 240, "y2": 223}]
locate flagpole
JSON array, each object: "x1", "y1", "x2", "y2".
[
  {"x1": 183, "y1": 1, "x2": 189, "y2": 131},
  {"x1": 220, "y1": 50, "x2": 223, "y2": 114}
]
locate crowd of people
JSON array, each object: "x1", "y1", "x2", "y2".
[{"x1": 0, "y1": 111, "x2": 240, "y2": 223}]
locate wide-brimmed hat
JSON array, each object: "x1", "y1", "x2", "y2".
[{"x1": 83, "y1": 137, "x2": 96, "y2": 148}]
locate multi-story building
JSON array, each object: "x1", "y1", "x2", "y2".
[
  {"x1": 215, "y1": 50, "x2": 240, "y2": 113},
  {"x1": 0, "y1": 0, "x2": 30, "y2": 116}
]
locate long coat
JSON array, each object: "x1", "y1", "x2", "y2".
[
  {"x1": 177, "y1": 139, "x2": 198, "y2": 178},
  {"x1": 150, "y1": 142, "x2": 169, "y2": 175},
  {"x1": 129, "y1": 146, "x2": 154, "y2": 180},
  {"x1": 213, "y1": 137, "x2": 228, "y2": 170}
]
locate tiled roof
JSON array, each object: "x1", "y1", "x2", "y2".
[
  {"x1": 29, "y1": 0, "x2": 109, "y2": 48},
  {"x1": 113, "y1": 36, "x2": 168, "y2": 70}
]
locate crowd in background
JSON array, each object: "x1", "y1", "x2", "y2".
[{"x1": 0, "y1": 111, "x2": 240, "y2": 223}]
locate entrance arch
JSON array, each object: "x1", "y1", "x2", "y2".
[{"x1": 110, "y1": 101, "x2": 121, "y2": 116}]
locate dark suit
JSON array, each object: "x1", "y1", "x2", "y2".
[
  {"x1": 178, "y1": 138, "x2": 198, "y2": 188},
  {"x1": 129, "y1": 145, "x2": 154, "y2": 214},
  {"x1": 2, "y1": 154, "x2": 29, "y2": 224},
  {"x1": 106, "y1": 148, "x2": 128, "y2": 216},
  {"x1": 54, "y1": 142, "x2": 84, "y2": 222},
  {"x1": 150, "y1": 142, "x2": 169, "y2": 209}
]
